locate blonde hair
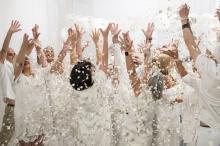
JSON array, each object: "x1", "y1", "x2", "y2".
[{"x1": 152, "y1": 54, "x2": 171, "y2": 75}]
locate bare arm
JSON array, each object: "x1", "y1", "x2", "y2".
[
  {"x1": 100, "y1": 23, "x2": 112, "y2": 74},
  {"x1": 140, "y1": 42, "x2": 152, "y2": 83},
  {"x1": 122, "y1": 32, "x2": 141, "y2": 97},
  {"x1": 51, "y1": 43, "x2": 69, "y2": 74},
  {"x1": 179, "y1": 4, "x2": 200, "y2": 62},
  {"x1": 67, "y1": 28, "x2": 78, "y2": 65},
  {"x1": 35, "y1": 43, "x2": 47, "y2": 67},
  {"x1": 91, "y1": 29, "x2": 102, "y2": 65},
  {"x1": 141, "y1": 22, "x2": 154, "y2": 83},
  {"x1": 31, "y1": 24, "x2": 47, "y2": 67},
  {"x1": 175, "y1": 60, "x2": 188, "y2": 78},
  {"x1": 75, "y1": 24, "x2": 85, "y2": 60},
  {"x1": 162, "y1": 40, "x2": 188, "y2": 78},
  {"x1": 14, "y1": 34, "x2": 33, "y2": 80},
  {"x1": 111, "y1": 23, "x2": 122, "y2": 86},
  {"x1": 0, "y1": 20, "x2": 21, "y2": 63}
]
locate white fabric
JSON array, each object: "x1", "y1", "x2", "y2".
[
  {"x1": 181, "y1": 74, "x2": 201, "y2": 144},
  {"x1": 197, "y1": 127, "x2": 220, "y2": 146},
  {"x1": 43, "y1": 68, "x2": 112, "y2": 146},
  {"x1": 68, "y1": 70, "x2": 111, "y2": 146},
  {"x1": 0, "y1": 60, "x2": 15, "y2": 100},
  {"x1": 0, "y1": 60, "x2": 15, "y2": 127},
  {"x1": 14, "y1": 69, "x2": 48, "y2": 143},
  {"x1": 194, "y1": 54, "x2": 220, "y2": 130}
]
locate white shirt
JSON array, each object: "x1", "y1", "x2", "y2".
[
  {"x1": 0, "y1": 60, "x2": 15, "y2": 100},
  {"x1": 183, "y1": 54, "x2": 220, "y2": 130}
]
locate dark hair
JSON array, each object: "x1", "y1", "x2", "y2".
[{"x1": 70, "y1": 60, "x2": 94, "y2": 91}]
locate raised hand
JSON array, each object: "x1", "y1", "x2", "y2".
[
  {"x1": 161, "y1": 39, "x2": 179, "y2": 59},
  {"x1": 90, "y1": 29, "x2": 100, "y2": 45},
  {"x1": 21, "y1": 34, "x2": 34, "y2": 54},
  {"x1": 142, "y1": 22, "x2": 154, "y2": 42},
  {"x1": 67, "y1": 28, "x2": 77, "y2": 45},
  {"x1": 26, "y1": 39, "x2": 35, "y2": 55},
  {"x1": 138, "y1": 42, "x2": 152, "y2": 56},
  {"x1": 111, "y1": 23, "x2": 121, "y2": 44},
  {"x1": 8, "y1": 20, "x2": 22, "y2": 34},
  {"x1": 100, "y1": 23, "x2": 112, "y2": 39},
  {"x1": 179, "y1": 4, "x2": 190, "y2": 20},
  {"x1": 21, "y1": 34, "x2": 30, "y2": 50},
  {"x1": 122, "y1": 32, "x2": 133, "y2": 51},
  {"x1": 74, "y1": 24, "x2": 85, "y2": 39},
  {"x1": 32, "y1": 24, "x2": 40, "y2": 40}
]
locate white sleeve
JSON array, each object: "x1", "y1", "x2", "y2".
[
  {"x1": 0, "y1": 63, "x2": 16, "y2": 100},
  {"x1": 182, "y1": 73, "x2": 200, "y2": 90},
  {"x1": 195, "y1": 54, "x2": 220, "y2": 80},
  {"x1": 111, "y1": 44, "x2": 123, "y2": 67}
]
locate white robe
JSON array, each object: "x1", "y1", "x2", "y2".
[
  {"x1": 44, "y1": 67, "x2": 112, "y2": 146},
  {"x1": 194, "y1": 54, "x2": 220, "y2": 130},
  {"x1": 14, "y1": 70, "x2": 48, "y2": 144},
  {"x1": 0, "y1": 60, "x2": 15, "y2": 129}
]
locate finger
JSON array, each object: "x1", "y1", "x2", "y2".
[
  {"x1": 99, "y1": 28, "x2": 103, "y2": 34},
  {"x1": 141, "y1": 29, "x2": 145, "y2": 35},
  {"x1": 16, "y1": 29, "x2": 22, "y2": 32},
  {"x1": 116, "y1": 30, "x2": 121, "y2": 36},
  {"x1": 11, "y1": 20, "x2": 14, "y2": 26},
  {"x1": 15, "y1": 21, "x2": 20, "y2": 27}
]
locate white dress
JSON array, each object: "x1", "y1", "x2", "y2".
[
  {"x1": 69, "y1": 70, "x2": 112, "y2": 146},
  {"x1": 14, "y1": 71, "x2": 48, "y2": 144},
  {"x1": 44, "y1": 68, "x2": 112, "y2": 146},
  {"x1": 122, "y1": 84, "x2": 182, "y2": 146}
]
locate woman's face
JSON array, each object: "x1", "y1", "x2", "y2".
[
  {"x1": 44, "y1": 47, "x2": 55, "y2": 63},
  {"x1": 23, "y1": 56, "x2": 31, "y2": 72}
]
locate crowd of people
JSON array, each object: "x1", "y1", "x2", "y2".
[{"x1": 0, "y1": 3, "x2": 220, "y2": 146}]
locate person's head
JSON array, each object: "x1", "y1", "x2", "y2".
[
  {"x1": 43, "y1": 46, "x2": 54, "y2": 63},
  {"x1": 22, "y1": 56, "x2": 32, "y2": 75},
  {"x1": 6, "y1": 48, "x2": 16, "y2": 63},
  {"x1": 153, "y1": 54, "x2": 171, "y2": 75},
  {"x1": 70, "y1": 60, "x2": 95, "y2": 91}
]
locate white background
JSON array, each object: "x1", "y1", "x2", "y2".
[{"x1": 0, "y1": 0, "x2": 217, "y2": 53}]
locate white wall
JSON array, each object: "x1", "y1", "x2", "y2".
[
  {"x1": 0, "y1": 0, "x2": 74, "y2": 53},
  {"x1": 72, "y1": 0, "x2": 216, "y2": 19},
  {"x1": 0, "y1": 0, "x2": 218, "y2": 53}
]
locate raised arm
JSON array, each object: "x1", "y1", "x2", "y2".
[
  {"x1": 179, "y1": 4, "x2": 200, "y2": 61},
  {"x1": 122, "y1": 32, "x2": 141, "y2": 97},
  {"x1": 0, "y1": 20, "x2": 21, "y2": 63},
  {"x1": 14, "y1": 34, "x2": 34, "y2": 80},
  {"x1": 50, "y1": 43, "x2": 69, "y2": 74},
  {"x1": 31, "y1": 24, "x2": 47, "y2": 67},
  {"x1": 162, "y1": 40, "x2": 188, "y2": 78},
  {"x1": 111, "y1": 23, "x2": 122, "y2": 85},
  {"x1": 141, "y1": 22, "x2": 154, "y2": 82},
  {"x1": 90, "y1": 29, "x2": 102, "y2": 65},
  {"x1": 100, "y1": 23, "x2": 112, "y2": 74},
  {"x1": 75, "y1": 24, "x2": 85, "y2": 60},
  {"x1": 67, "y1": 28, "x2": 78, "y2": 65},
  {"x1": 142, "y1": 22, "x2": 154, "y2": 43}
]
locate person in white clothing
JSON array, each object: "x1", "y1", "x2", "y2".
[
  {"x1": 0, "y1": 20, "x2": 21, "y2": 146},
  {"x1": 179, "y1": 4, "x2": 220, "y2": 146}
]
